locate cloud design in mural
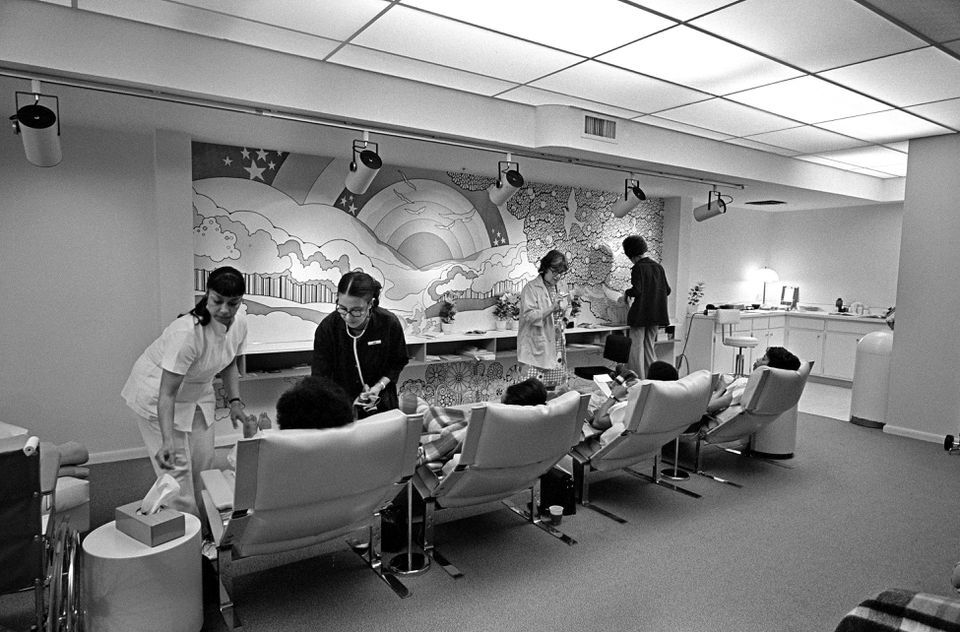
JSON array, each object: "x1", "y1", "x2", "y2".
[
  {"x1": 361, "y1": 179, "x2": 488, "y2": 268},
  {"x1": 194, "y1": 216, "x2": 240, "y2": 262}
]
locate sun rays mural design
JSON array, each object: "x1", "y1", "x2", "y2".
[{"x1": 192, "y1": 141, "x2": 664, "y2": 405}]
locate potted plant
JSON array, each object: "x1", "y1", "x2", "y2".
[
  {"x1": 493, "y1": 293, "x2": 513, "y2": 330},
  {"x1": 504, "y1": 292, "x2": 521, "y2": 330},
  {"x1": 568, "y1": 293, "x2": 582, "y2": 327},
  {"x1": 687, "y1": 281, "x2": 705, "y2": 315},
  {"x1": 438, "y1": 292, "x2": 457, "y2": 333}
]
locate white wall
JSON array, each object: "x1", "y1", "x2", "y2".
[
  {"x1": 886, "y1": 134, "x2": 960, "y2": 440},
  {"x1": 680, "y1": 204, "x2": 902, "y2": 314}
]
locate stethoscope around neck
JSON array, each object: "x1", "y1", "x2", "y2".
[{"x1": 345, "y1": 315, "x2": 369, "y2": 387}]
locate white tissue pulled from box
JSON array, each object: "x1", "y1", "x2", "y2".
[{"x1": 139, "y1": 473, "x2": 180, "y2": 515}]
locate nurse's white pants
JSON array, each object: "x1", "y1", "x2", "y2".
[{"x1": 135, "y1": 407, "x2": 215, "y2": 519}]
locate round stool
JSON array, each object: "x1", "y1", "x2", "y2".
[
  {"x1": 83, "y1": 513, "x2": 202, "y2": 632},
  {"x1": 716, "y1": 309, "x2": 758, "y2": 377}
]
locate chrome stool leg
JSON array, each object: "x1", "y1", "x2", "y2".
[{"x1": 660, "y1": 437, "x2": 689, "y2": 481}]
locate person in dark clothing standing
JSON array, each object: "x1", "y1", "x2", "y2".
[
  {"x1": 622, "y1": 235, "x2": 671, "y2": 379},
  {"x1": 312, "y1": 271, "x2": 408, "y2": 417}
]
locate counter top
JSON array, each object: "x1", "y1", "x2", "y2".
[{"x1": 692, "y1": 310, "x2": 888, "y2": 325}]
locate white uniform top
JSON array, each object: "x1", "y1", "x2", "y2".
[{"x1": 121, "y1": 312, "x2": 247, "y2": 431}]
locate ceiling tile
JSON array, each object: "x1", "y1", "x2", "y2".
[
  {"x1": 947, "y1": 40, "x2": 960, "y2": 56},
  {"x1": 794, "y1": 154, "x2": 861, "y2": 170},
  {"x1": 531, "y1": 60, "x2": 710, "y2": 114},
  {"x1": 883, "y1": 141, "x2": 910, "y2": 152},
  {"x1": 745, "y1": 126, "x2": 869, "y2": 153},
  {"x1": 126, "y1": 0, "x2": 391, "y2": 40},
  {"x1": 816, "y1": 109, "x2": 953, "y2": 144},
  {"x1": 728, "y1": 76, "x2": 889, "y2": 123},
  {"x1": 857, "y1": 0, "x2": 960, "y2": 43},
  {"x1": 657, "y1": 97, "x2": 799, "y2": 137},
  {"x1": 495, "y1": 86, "x2": 645, "y2": 120},
  {"x1": 328, "y1": 45, "x2": 516, "y2": 96},
  {"x1": 691, "y1": 0, "x2": 927, "y2": 72},
  {"x1": 79, "y1": 0, "x2": 344, "y2": 59},
  {"x1": 723, "y1": 137, "x2": 800, "y2": 156},
  {"x1": 635, "y1": 115, "x2": 732, "y2": 141},
  {"x1": 598, "y1": 25, "x2": 801, "y2": 95},
  {"x1": 632, "y1": 0, "x2": 741, "y2": 22},
  {"x1": 848, "y1": 167, "x2": 902, "y2": 178},
  {"x1": 400, "y1": 0, "x2": 674, "y2": 57},
  {"x1": 820, "y1": 47, "x2": 960, "y2": 107},
  {"x1": 351, "y1": 5, "x2": 582, "y2": 83},
  {"x1": 813, "y1": 145, "x2": 908, "y2": 175},
  {"x1": 905, "y1": 97, "x2": 960, "y2": 130}
]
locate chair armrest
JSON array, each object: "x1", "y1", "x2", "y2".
[
  {"x1": 200, "y1": 489, "x2": 226, "y2": 546},
  {"x1": 200, "y1": 469, "x2": 235, "y2": 511},
  {"x1": 39, "y1": 442, "x2": 61, "y2": 495}
]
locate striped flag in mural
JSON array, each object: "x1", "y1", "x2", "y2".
[{"x1": 192, "y1": 142, "x2": 289, "y2": 185}]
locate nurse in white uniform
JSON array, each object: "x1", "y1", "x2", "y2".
[{"x1": 121, "y1": 266, "x2": 249, "y2": 517}]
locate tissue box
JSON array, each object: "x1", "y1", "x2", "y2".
[{"x1": 115, "y1": 501, "x2": 185, "y2": 547}]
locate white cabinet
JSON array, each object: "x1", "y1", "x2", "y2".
[
  {"x1": 785, "y1": 317, "x2": 824, "y2": 376},
  {"x1": 820, "y1": 320, "x2": 888, "y2": 380},
  {"x1": 821, "y1": 332, "x2": 861, "y2": 380}
]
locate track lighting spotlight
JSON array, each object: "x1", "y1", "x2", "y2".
[
  {"x1": 10, "y1": 85, "x2": 61, "y2": 167},
  {"x1": 945, "y1": 435, "x2": 960, "y2": 454},
  {"x1": 693, "y1": 187, "x2": 729, "y2": 222},
  {"x1": 488, "y1": 156, "x2": 524, "y2": 206},
  {"x1": 611, "y1": 178, "x2": 646, "y2": 218},
  {"x1": 344, "y1": 138, "x2": 382, "y2": 195}
]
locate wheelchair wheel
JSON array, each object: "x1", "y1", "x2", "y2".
[{"x1": 45, "y1": 521, "x2": 83, "y2": 632}]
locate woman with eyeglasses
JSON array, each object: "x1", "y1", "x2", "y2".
[
  {"x1": 517, "y1": 249, "x2": 571, "y2": 387},
  {"x1": 121, "y1": 266, "x2": 250, "y2": 517},
  {"x1": 311, "y1": 271, "x2": 409, "y2": 417}
]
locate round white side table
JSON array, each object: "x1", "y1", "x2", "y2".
[{"x1": 83, "y1": 513, "x2": 202, "y2": 632}]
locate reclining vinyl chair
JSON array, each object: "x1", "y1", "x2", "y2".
[
  {"x1": 570, "y1": 370, "x2": 714, "y2": 523},
  {"x1": 200, "y1": 409, "x2": 421, "y2": 631},
  {"x1": 412, "y1": 390, "x2": 590, "y2": 578},
  {"x1": 573, "y1": 333, "x2": 632, "y2": 380},
  {"x1": 677, "y1": 361, "x2": 813, "y2": 487},
  {"x1": 0, "y1": 435, "x2": 83, "y2": 632}
]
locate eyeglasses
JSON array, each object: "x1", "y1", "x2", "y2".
[
  {"x1": 335, "y1": 303, "x2": 369, "y2": 318},
  {"x1": 549, "y1": 266, "x2": 568, "y2": 276}
]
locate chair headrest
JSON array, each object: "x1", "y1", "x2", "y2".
[
  {"x1": 742, "y1": 362, "x2": 812, "y2": 415},
  {"x1": 625, "y1": 370, "x2": 714, "y2": 433}
]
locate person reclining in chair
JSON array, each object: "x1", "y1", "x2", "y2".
[
  {"x1": 581, "y1": 361, "x2": 677, "y2": 448},
  {"x1": 227, "y1": 375, "x2": 355, "y2": 469},
  {"x1": 412, "y1": 378, "x2": 549, "y2": 472},
  {"x1": 690, "y1": 346, "x2": 801, "y2": 436}
]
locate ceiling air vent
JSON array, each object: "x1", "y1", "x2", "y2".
[
  {"x1": 583, "y1": 114, "x2": 617, "y2": 141},
  {"x1": 745, "y1": 200, "x2": 786, "y2": 206}
]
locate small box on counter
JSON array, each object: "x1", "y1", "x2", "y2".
[{"x1": 115, "y1": 501, "x2": 185, "y2": 547}]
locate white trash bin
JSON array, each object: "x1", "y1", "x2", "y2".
[{"x1": 850, "y1": 330, "x2": 893, "y2": 428}]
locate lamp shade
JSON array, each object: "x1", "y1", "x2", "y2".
[{"x1": 756, "y1": 267, "x2": 779, "y2": 283}]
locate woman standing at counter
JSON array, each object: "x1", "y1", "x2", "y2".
[
  {"x1": 312, "y1": 271, "x2": 408, "y2": 417},
  {"x1": 121, "y1": 266, "x2": 249, "y2": 516},
  {"x1": 518, "y1": 250, "x2": 570, "y2": 387},
  {"x1": 623, "y1": 235, "x2": 670, "y2": 379}
]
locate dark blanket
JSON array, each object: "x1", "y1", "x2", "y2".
[{"x1": 835, "y1": 589, "x2": 960, "y2": 632}]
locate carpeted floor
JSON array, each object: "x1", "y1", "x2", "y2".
[{"x1": 2, "y1": 412, "x2": 958, "y2": 632}]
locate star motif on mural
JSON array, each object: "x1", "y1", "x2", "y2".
[
  {"x1": 244, "y1": 160, "x2": 265, "y2": 181},
  {"x1": 256, "y1": 149, "x2": 268, "y2": 162},
  {"x1": 348, "y1": 202, "x2": 358, "y2": 215},
  {"x1": 222, "y1": 156, "x2": 232, "y2": 166},
  {"x1": 240, "y1": 148, "x2": 250, "y2": 160},
  {"x1": 267, "y1": 161, "x2": 276, "y2": 170}
]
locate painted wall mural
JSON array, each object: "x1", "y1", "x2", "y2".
[{"x1": 192, "y1": 141, "x2": 664, "y2": 406}]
